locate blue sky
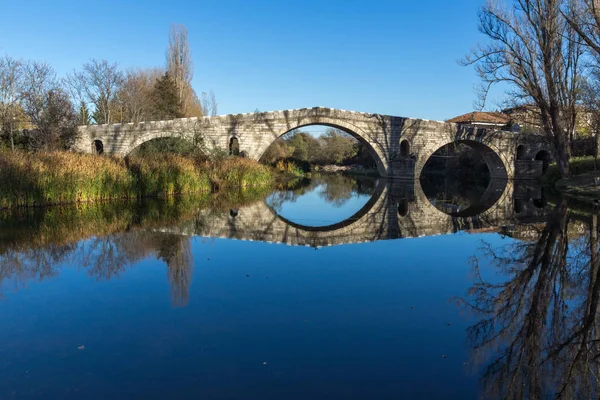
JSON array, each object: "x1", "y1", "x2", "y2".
[{"x1": 0, "y1": 0, "x2": 495, "y2": 121}]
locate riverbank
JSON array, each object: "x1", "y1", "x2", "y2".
[
  {"x1": 544, "y1": 157, "x2": 600, "y2": 203},
  {"x1": 0, "y1": 150, "x2": 274, "y2": 209}
]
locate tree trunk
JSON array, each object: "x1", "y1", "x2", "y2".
[{"x1": 555, "y1": 135, "x2": 571, "y2": 178}]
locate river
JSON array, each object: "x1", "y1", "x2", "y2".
[{"x1": 0, "y1": 173, "x2": 598, "y2": 399}]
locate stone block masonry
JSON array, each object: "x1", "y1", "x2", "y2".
[{"x1": 74, "y1": 107, "x2": 551, "y2": 180}]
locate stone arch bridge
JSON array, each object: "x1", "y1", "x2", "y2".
[
  {"x1": 154, "y1": 180, "x2": 548, "y2": 248},
  {"x1": 74, "y1": 107, "x2": 551, "y2": 179}
]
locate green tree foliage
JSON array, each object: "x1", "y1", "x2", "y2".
[
  {"x1": 78, "y1": 101, "x2": 91, "y2": 125},
  {"x1": 267, "y1": 128, "x2": 362, "y2": 166},
  {"x1": 320, "y1": 129, "x2": 358, "y2": 164},
  {"x1": 91, "y1": 94, "x2": 111, "y2": 124},
  {"x1": 151, "y1": 72, "x2": 184, "y2": 120},
  {"x1": 261, "y1": 140, "x2": 292, "y2": 164}
]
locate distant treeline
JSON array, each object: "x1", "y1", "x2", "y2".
[{"x1": 262, "y1": 128, "x2": 376, "y2": 168}]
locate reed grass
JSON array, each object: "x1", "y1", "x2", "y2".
[
  {"x1": 203, "y1": 157, "x2": 274, "y2": 190},
  {"x1": 0, "y1": 150, "x2": 275, "y2": 209},
  {"x1": 0, "y1": 151, "x2": 135, "y2": 209},
  {"x1": 128, "y1": 154, "x2": 211, "y2": 197}
]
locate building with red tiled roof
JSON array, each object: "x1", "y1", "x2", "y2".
[{"x1": 446, "y1": 111, "x2": 511, "y2": 128}]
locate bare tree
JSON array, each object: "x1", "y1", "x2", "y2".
[
  {"x1": 66, "y1": 59, "x2": 123, "y2": 124},
  {"x1": 118, "y1": 68, "x2": 163, "y2": 123},
  {"x1": 565, "y1": 1, "x2": 600, "y2": 56},
  {"x1": 21, "y1": 61, "x2": 78, "y2": 150},
  {"x1": 200, "y1": 90, "x2": 218, "y2": 116},
  {"x1": 564, "y1": 1, "x2": 600, "y2": 155},
  {"x1": 0, "y1": 55, "x2": 24, "y2": 150},
  {"x1": 460, "y1": 199, "x2": 600, "y2": 398},
  {"x1": 166, "y1": 24, "x2": 193, "y2": 115},
  {"x1": 463, "y1": 0, "x2": 583, "y2": 178}
]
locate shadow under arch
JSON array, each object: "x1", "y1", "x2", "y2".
[
  {"x1": 256, "y1": 120, "x2": 388, "y2": 177},
  {"x1": 263, "y1": 179, "x2": 387, "y2": 233},
  {"x1": 448, "y1": 179, "x2": 508, "y2": 217},
  {"x1": 418, "y1": 138, "x2": 510, "y2": 181},
  {"x1": 417, "y1": 175, "x2": 508, "y2": 219}
]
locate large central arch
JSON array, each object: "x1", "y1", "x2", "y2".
[{"x1": 253, "y1": 118, "x2": 390, "y2": 177}]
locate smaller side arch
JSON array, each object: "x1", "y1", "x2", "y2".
[
  {"x1": 92, "y1": 139, "x2": 104, "y2": 155},
  {"x1": 516, "y1": 145, "x2": 526, "y2": 160},
  {"x1": 398, "y1": 199, "x2": 409, "y2": 217},
  {"x1": 229, "y1": 136, "x2": 240, "y2": 156},
  {"x1": 400, "y1": 140, "x2": 411, "y2": 158},
  {"x1": 535, "y1": 150, "x2": 551, "y2": 174}
]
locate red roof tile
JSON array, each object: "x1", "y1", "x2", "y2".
[{"x1": 446, "y1": 111, "x2": 511, "y2": 125}]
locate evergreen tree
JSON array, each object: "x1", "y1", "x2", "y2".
[
  {"x1": 151, "y1": 72, "x2": 183, "y2": 120},
  {"x1": 78, "y1": 101, "x2": 91, "y2": 125},
  {"x1": 91, "y1": 94, "x2": 108, "y2": 124}
]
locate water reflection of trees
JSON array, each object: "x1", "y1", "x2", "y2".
[
  {"x1": 0, "y1": 192, "x2": 270, "y2": 306},
  {"x1": 0, "y1": 200, "x2": 202, "y2": 306},
  {"x1": 462, "y1": 200, "x2": 600, "y2": 399},
  {"x1": 267, "y1": 174, "x2": 377, "y2": 211},
  {"x1": 0, "y1": 230, "x2": 194, "y2": 306}
]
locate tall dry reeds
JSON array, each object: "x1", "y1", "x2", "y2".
[
  {"x1": 127, "y1": 154, "x2": 211, "y2": 197},
  {"x1": 203, "y1": 157, "x2": 274, "y2": 190},
  {"x1": 0, "y1": 151, "x2": 135, "y2": 209},
  {"x1": 0, "y1": 150, "x2": 275, "y2": 209}
]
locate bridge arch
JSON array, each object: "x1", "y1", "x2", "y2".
[
  {"x1": 229, "y1": 136, "x2": 240, "y2": 156},
  {"x1": 400, "y1": 139, "x2": 411, "y2": 157},
  {"x1": 264, "y1": 179, "x2": 387, "y2": 233},
  {"x1": 254, "y1": 118, "x2": 389, "y2": 177},
  {"x1": 92, "y1": 139, "x2": 104, "y2": 155},
  {"x1": 416, "y1": 138, "x2": 512, "y2": 180},
  {"x1": 535, "y1": 150, "x2": 551, "y2": 174},
  {"x1": 120, "y1": 131, "x2": 201, "y2": 157}
]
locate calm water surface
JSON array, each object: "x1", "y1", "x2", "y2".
[{"x1": 0, "y1": 174, "x2": 598, "y2": 399}]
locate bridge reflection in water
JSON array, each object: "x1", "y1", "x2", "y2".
[
  {"x1": 160, "y1": 179, "x2": 549, "y2": 248},
  {"x1": 7, "y1": 176, "x2": 600, "y2": 398},
  {"x1": 0, "y1": 176, "x2": 548, "y2": 308}
]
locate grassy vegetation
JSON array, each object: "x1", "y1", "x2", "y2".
[
  {"x1": 128, "y1": 154, "x2": 211, "y2": 197},
  {"x1": 204, "y1": 157, "x2": 274, "y2": 190},
  {"x1": 273, "y1": 159, "x2": 308, "y2": 177},
  {"x1": 543, "y1": 156, "x2": 600, "y2": 186},
  {"x1": 0, "y1": 151, "x2": 135, "y2": 209},
  {"x1": 543, "y1": 156, "x2": 600, "y2": 201},
  {"x1": 0, "y1": 150, "x2": 275, "y2": 209}
]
